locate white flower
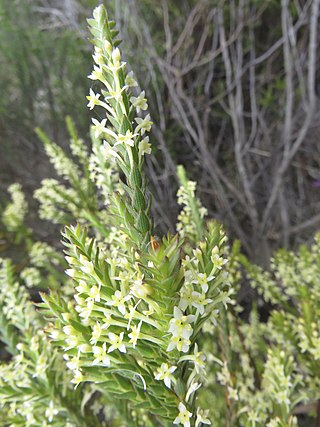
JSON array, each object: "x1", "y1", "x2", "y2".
[
  {"x1": 192, "y1": 273, "x2": 214, "y2": 293},
  {"x1": 88, "y1": 65, "x2": 105, "y2": 83},
  {"x1": 135, "y1": 114, "x2": 153, "y2": 135},
  {"x1": 247, "y1": 411, "x2": 260, "y2": 424},
  {"x1": 139, "y1": 136, "x2": 152, "y2": 159},
  {"x1": 66, "y1": 355, "x2": 80, "y2": 372},
  {"x1": 211, "y1": 247, "x2": 228, "y2": 269},
  {"x1": 91, "y1": 118, "x2": 108, "y2": 139},
  {"x1": 71, "y1": 369, "x2": 85, "y2": 388},
  {"x1": 126, "y1": 71, "x2": 138, "y2": 87},
  {"x1": 227, "y1": 386, "x2": 239, "y2": 401},
  {"x1": 167, "y1": 335, "x2": 191, "y2": 353},
  {"x1": 130, "y1": 276, "x2": 151, "y2": 299},
  {"x1": 179, "y1": 284, "x2": 194, "y2": 311},
  {"x1": 107, "y1": 290, "x2": 132, "y2": 315},
  {"x1": 115, "y1": 130, "x2": 137, "y2": 147},
  {"x1": 108, "y1": 86, "x2": 127, "y2": 102},
  {"x1": 195, "y1": 408, "x2": 211, "y2": 427},
  {"x1": 92, "y1": 342, "x2": 111, "y2": 366},
  {"x1": 108, "y1": 332, "x2": 126, "y2": 353},
  {"x1": 88, "y1": 285, "x2": 100, "y2": 302},
  {"x1": 173, "y1": 403, "x2": 192, "y2": 427},
  {"x1": 45, "y1": 401, "x2": 59, "y2": 422},
  {"x1": 75, "y1": 280, "x2": 90, "y2": 294},
  {"x1": 179, "y1": 343, "x2": 206, "y2": 375},
  {"x1": 193, "y1": 343, "x2": 206, "y2": 374},
  {"x1": 102, "y1": 140, "x2": 120, "y2": 160},
  {"x1": 154, "y1": 363, "x2": 177, "y2": 388},
  {"x1": 128, "y1": 321, "x2": 142, "y2": 348},
  {"x1": 124, "y1": 301, "x2": 141, "y2": 329},
  {"x1": 169, "y1": 307, "x2": 195, "y2": 339},
  {"x1": 186, "y1": 381, "x2": 201, "y2": 402},
  {"x1": 130, "y1": 91, "x2": 148, "y2": 113},
  {"x1": 87, "y1": 89, "x2": 101, "y2": 110},
  {"x1": 90, "y1": 321, "x2": 103, "y2": 344},
  {"x1": 65, "y1": 268, "x2": 75, "y2": 278},
  {"x1": 78, "y1": 298, "x2": 94, "y2": 321},
  {"x1": 191, "y1": 292, "x2": 213, "y2": 315}
]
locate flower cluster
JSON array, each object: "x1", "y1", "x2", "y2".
[
  {"x1": 85, "y1": 6, "x2": 154, "y2": 251},
  {"x1": 0, "y1": 259, "x2": 101, "y2": 427},
  {"x1": 42, "y1": 208, "x2": 230, "y2": 427},
  {"x1": 1, "y1": 183, "x2": 30, "y2": 242}
]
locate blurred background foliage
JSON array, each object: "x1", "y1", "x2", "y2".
[{"x1": 0, "y1": 0, "x2": 320, "y2": 266}]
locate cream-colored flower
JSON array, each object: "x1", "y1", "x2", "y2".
[
  {"x1": 154, "y1": 363, "x2": 177, "y2": 388},
  {"x1": 108, "y1": 332, "x2": 126, "y2": 353},
  {"x1": 173, "y1": 403, "x2": 192, "y2": 427},
  {"x1": 130, "y1": 91, "x2": 148, "y2": 113}
]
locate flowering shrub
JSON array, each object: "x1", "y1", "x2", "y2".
[{"x1": 0, "y1": 5, "x2": 319, "y2": 427}]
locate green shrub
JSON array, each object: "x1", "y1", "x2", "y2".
[{"x1": 0, "y1": 5, "x2": 319, "y2": 427}]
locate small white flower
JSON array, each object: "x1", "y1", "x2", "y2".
[
  {"x1": 186, "y1": 381, "x2": 201, "y2": 402},
  {"x1": 66, "y1": 355, "x2": 80, "y2": 372},
  {"x1": 167, "y1": 335, "x2": 191, "y2": 353},
  {"x1": 191, "y1": 292, "x2": 213, "y2": 315},
  {"x1": 102, "y1": 141, "x2": 120, "y2": 160},
  {"x1": 78, "y1": 298, "x2": 94, "y2": 321},
  {"x1": 126, "y1": 71, "x2": 138, "y2": 87},
  {"x1": 211, "y1": 247, "x2": 228, "y2": 269},
  {"x1": 115, "y1": 130, "x2": 137, "y2": 147},
  {"x1": 124, "y1": 301, "x2": 141, "y2": 329},
  {"x1": 173, "y1": 403, "x2": 192, "y2": 427},
  {"x1": 154, "y1": 363, "x2": 177, "y2": 388},
  {"x1": 88, "y1": 285, "x2": 100, "y2": 302},
  {"x1": 108, "y1": 332, "x2": 126, "y2": 353},
  {"x1": 179, "y1": 284, "x2": 194, "y2": 311},
  {"x1": 169, "y1": 307, "x2": 195, "y2": 339},
  {"x1": 87, "y1": 89, "x2": 101, "y2": 110},
  {"x1": 128, "y1": 321, "x2": 142, "y2": 348},
  {"x1": 71, "y1": 369, "x2": 85, "y2": 388},
  {"x1": 193, "y1": 343, "x2": 206, "y2": 375},
  {"x1": 195, "y1": 408, "x2": 211, "y2": 427},
  {"x1": 90, "y1": 321, "x2": 103, "y2": 344},
  {"x1": 227, "y1": 386, "x2": 239, "y2": 401},
  {"x1": 103, "y1": 40, "x2": 112, "y2": 54},
  {"x1": 108, "y1": 290, "x2": 132, "y2": 315},
  {"x1": 266, "y1": 418, "x2": 281, "y2": 427},
  {"x1": 139, "y1": 136, "x2": 152, "y2": 159},
  {"x1": 130, "y1": 91, "x2": 148, "y2": 113},
  {"x1": 135, "y1": 114, "x2": 153, "y2": 135},
  {"x1": 91, "y1": 118, "x2": 108, "y2": 139},
  {"x1": 192, "y1": 273, "x2": 214, "y2": 293},
  {"x1": 88, "y1": 65, "x2": 105, "y2": 82},
  {"x1": 45, "y1": 401, "x2": 59, "y2": 422},
  {"x1": 130, "y1": 276, "x2": 151, "y2": 299},
  {"x1": 108, "y1": 86, "x2": 127, "y2": 102},
  {"x1": 92, "y1": 342, "x2": 111, "y2": 366},
  {"x1": 65, "y1": 268, "x2": 75, "y2": 278}
]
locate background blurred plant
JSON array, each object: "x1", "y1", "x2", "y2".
[{"x1": 115, "y1": 0, "x2": 320, "y2": 265}]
